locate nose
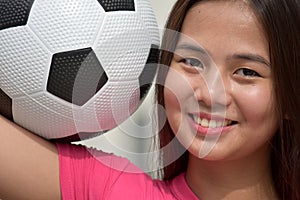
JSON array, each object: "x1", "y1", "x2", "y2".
[{"x1": 193, "y1": 66, "x2": 231, "y2": 108}]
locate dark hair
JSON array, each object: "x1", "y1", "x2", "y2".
[{"x1": 155, "y1": 0, "x2": 300, "y2": 199}]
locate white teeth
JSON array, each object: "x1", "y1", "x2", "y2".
[
  {"x1": 209, "y1": 120, "x2": 217, "y2": 128},
  {"x1": 196, "y1": 116, "x2": 201, "y2": 124},
  {"x1": 217, "y1": 121, "x2": 223, "y2": 127},
  {"x1": 201, "y1": 118, "x2": 209, "y2": 127},
  {"x1": 193, "y1": 116, "x2": 233, "y2": 128}
]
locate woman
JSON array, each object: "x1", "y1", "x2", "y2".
[
  {"x1": 0, "y1": 0, "x2": 299, "y2": 199},
  {"x1": 157, "y1": 0, "x2": 300, "y2": 199}
]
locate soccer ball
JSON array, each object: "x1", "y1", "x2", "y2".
[{"x1": 0, "y1": 0, "x2": 160, "y2": 141}]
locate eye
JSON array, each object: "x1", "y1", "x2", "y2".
[
  {"x1": 180, "y1": 58, "x2": 204, "y2": 70},
  {"x1": 235, "y1": 68, "x2": 261, "y2": 77}
]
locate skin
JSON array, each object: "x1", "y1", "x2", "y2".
[
  {"x1": 164, "y1": 1, "x2": 279, "y2": 199},
  {"x1": 0, "y1": 1, "x2": 280, "y2": 199},
  {"x1": 0, "y1": 116, "x2": 60, "y2": 200}
]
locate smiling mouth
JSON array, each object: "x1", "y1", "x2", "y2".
[{"x1": 189, "y1": 114, "x2": 238, "y2": 128}]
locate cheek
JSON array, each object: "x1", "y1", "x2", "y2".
[
  {"x1": 163, "y1": 70, "x2": 198, "y2": 137},
  {"x1": 235, "y1": 83, "x2": 277, "y2": 128},
  {"x1": 163, "y1": 86, "x2": 182, "y2": 133},
  {"x1": 163, "y1": 69, "x2": 195, "y2": 116},
  {"x1": 164, "y1": 87, "x2": 180, "y2": 111}
]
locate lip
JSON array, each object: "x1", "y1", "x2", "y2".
[
  {"x1": 188, "y1": 112, "x2": 237, "y2": 136},
  {"x1": 191, "y1": 112, "x2": 231, "y2": 121}
]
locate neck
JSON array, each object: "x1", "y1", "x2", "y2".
[{"x1": 186, "y1": 146, "x2": 278, "y2": 200}]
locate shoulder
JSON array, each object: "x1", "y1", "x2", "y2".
[
  {"x1": 57, "y1": 143, "x2": 148, "y2": 199},
  {"x1": 56, "y1": 142, "x2": 143, "y2": 173}
]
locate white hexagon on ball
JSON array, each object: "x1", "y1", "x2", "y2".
[{"x1": 0, "y1": 0, "x2": 160, "y2": 142}]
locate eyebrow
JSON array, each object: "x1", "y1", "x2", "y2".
[
  {"x1": 229, "y1": 53, "x2": 270, "y2": 67},
  {"x1": 175, "y1": 43, "x2": 208, "y2": 55}
]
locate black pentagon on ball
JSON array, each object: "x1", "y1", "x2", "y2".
[
  {"x1": 97, "y1": 0, "x2": 135, "y2": 12},
  {"x1": 139, "y1": 44, "x2": 159, "y2": 99},
  {"x1": 0, "y1": 88, "x2": 13, "y2": 121},
  {"x1": 47, "y1": 47, "x2": 108, "y2": 106},
  {"x1": 0, "y1": 0, "x2": 35, "y2": 30}
]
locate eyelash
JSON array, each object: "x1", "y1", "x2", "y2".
[
  {"x1": 235, "y1": 68, "x2": 261, "y2": 77},
  {"x1": 179, "y1": 57, "x2": 262, "y2": 78},
  {"x1": 180, "y1": 58, "x2": 204, "y2": 69}
]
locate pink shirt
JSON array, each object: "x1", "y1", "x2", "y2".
[{"x1": 57, "y1": 143, "x2": 199, "y2": 200}]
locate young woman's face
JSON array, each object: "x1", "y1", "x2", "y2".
[{"x1": 164, "y1": 1, "x2": 278, "y2": 160}]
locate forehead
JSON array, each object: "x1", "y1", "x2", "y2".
[
  {"x1": 189, "y1": 0, "x2": 253, "y2": 20},
  {"x1": 183, "y1": 1, "x2": 258, "y2": 36},
  {"x1": 177, "y1": 1, "x2": 269, "y2": 60}
]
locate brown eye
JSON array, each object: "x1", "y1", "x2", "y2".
[{"x1": 235, "y1": 68, "x2": 261, "y2": 77}]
